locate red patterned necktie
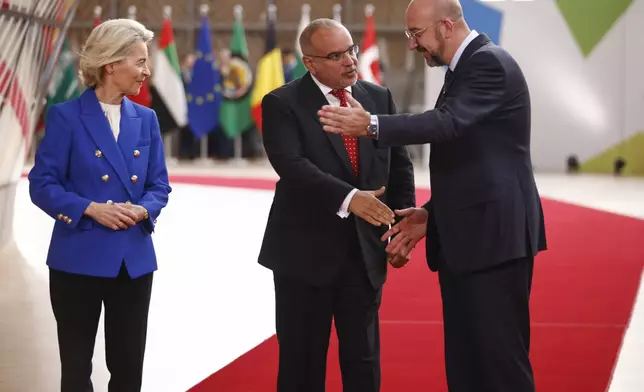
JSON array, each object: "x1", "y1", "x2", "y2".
[{"x1": 329, "y1": 89, "x2": 359, "y2": 177}]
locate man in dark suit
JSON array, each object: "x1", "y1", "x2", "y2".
[
  {"x1": 258, "y1": 18, "x2": 416, "y2": 392},
  {"x1": 318, "y1": 0, "x2": 547, "y2": 391}
]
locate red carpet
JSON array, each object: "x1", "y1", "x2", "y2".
[{"x1": 170, "y1": 178, "x2": 644, "y2": 391}]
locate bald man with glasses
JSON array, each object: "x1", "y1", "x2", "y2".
[
  {"x1": 318, "y1": 0, "x2": 547, "y2": 391},
  {"x1": 257, "y1": 18, "x2": 415, "y2": 392}
]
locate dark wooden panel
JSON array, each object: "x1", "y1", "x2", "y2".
[
  {"x1": 208, "y1": 0, "x2": 268, "y2": 23},
  {"x1": 274, "y1": 0, "x2": 340, "y2": 23},
  {"x1": 351, "y1": 0, "x2": 409, "y2": 25}
]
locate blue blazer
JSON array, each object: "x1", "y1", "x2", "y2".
[{"x1": 28, "y1": 88, "x2": 171, "y2": 278}]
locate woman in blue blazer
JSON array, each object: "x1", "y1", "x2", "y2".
[{"x1": 28, "y1": 18, "x2": 171, "y2": 392}]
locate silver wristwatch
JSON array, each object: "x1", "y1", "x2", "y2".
[{"x1": 367, "y1": 114, "x2": 378, "y2": 138}]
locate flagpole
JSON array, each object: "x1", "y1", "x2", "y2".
[
  {"x1": 231, "y1": 5, "x2": 245, "y2": 167},
  {"x1": 333, "y1": 4, "x2": 342, "y2": 22},
  {"x1": 232, "y1": 136, "x2": 244, "y2": 166},
  {"x1": 234, "y1": 0, "x2": 279, "y2": 167},
  {"x1": 127, "y1": 5, "x2": 136, "y2": 20},
  {"x1": 366, "y1": 4, "x2": 374, "y2": 17},
  {"x1": 196, "y1": 3, "x2": 213, "y2": 167},
  {"x1": 199, "y1": 138, "x2": 211, "y2": 165},
  {"x1": 157, "y1": 5, "x2": 178, "y2": 167}
]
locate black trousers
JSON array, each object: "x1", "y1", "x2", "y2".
[
  {"x1": 273, "y1": 248, "x2": 382, "y2": 392},
  {"x1": 49, "y1": 263, "x2": 153, "y2": 392},
  {"x1": 439, "y1": 256, "x2": 535, "y2": 392}
]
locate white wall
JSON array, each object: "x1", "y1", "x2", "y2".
[
  {"x1": 423, "y1": 0, "x2": 643, "y2": 172},
  {"x1": 624, "y1": 0, "x2": 644, "y2": 141}
]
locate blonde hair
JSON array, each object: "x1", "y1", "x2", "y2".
[{"x1": 78, "y1": 18, "x2": 154, "y2": 88}]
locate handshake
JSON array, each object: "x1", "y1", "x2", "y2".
[{"x1": 348, "y1": 186, "x2": 429, "y2": 269}]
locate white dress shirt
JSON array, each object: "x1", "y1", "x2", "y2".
[
  {"x1": 100, "y1": 102, "x2": 122, "y2": 141},
  {"x1": 310, "y1": 74, "x2": 358, "y2": 219},
  {"x1": 449, "y1": 29, "x2": 479, "y2": 71}
]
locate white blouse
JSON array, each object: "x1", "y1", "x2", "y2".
[{"x1": 99, "y1": 102, "x2": 121, "y2": 140}]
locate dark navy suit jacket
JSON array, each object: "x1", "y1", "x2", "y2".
[
  {"x1": 28, "y1": 88, "x2": 171, "y2": 278},
  {"x1": 376, "y1": 34, "x2": 547, "y2": 274},
  {"x1": 258, "y1": 74, "x2": 416, "y2": 288}
]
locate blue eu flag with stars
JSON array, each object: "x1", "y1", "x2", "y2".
[{"x1": 186, "y1": 15, "x2": 222, "y2": 138}]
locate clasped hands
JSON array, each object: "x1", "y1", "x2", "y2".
[
  {"x1": 84, "y1": 201, "x2": 148, "y2": 230},
  {"x1": 349, "y1": 186, "x2": 428, "y2": 268}
]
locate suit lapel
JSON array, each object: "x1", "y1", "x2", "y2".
[
  {"x1": 299, "y1": 73, "x2": 354, "y2": 177},
  {"x1": 79, "y1": 89, "x2": 133, "y2": 197},
  {"x1": 117, "y1": 98, "x2": 141, "y2": 179},
  {"x1": 436, "y1": 34, "x2": 491, "y2": 107},
  {"x1": 351, "y1": 82, "x2": 377, "y2": 186}
]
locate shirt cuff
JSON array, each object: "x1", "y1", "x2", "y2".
[{"x1": 337, "y1": 188, "x2": 358, "y2": 218}]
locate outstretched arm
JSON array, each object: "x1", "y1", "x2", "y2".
[{"x1": 318, "y1": 51, "x2": 506, "y2": 146}]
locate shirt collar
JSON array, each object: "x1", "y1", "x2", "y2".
[
  {"x1": 449, "y1": 29, "x2": 479, "y2": 71},
  {"x1": 310, "y1": 74, "x2": 353, "y2": 96}
]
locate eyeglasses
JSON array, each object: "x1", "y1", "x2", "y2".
[
  {"x1": 405, "y1": 27, "x2": 428, "y2": 44},
  {"x1": 405, "y1": 19, "x2": 452, "y2": 44},
  {"x1": 305, "y1": 44, "x2": 359, "y2": 62}
]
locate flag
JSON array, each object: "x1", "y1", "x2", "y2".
[
  {"x1": 358, "y1": 5, "x2": 382, "y2": 85},
  {"x1": 186, "y1": 15, "x2": 222, "y2": 138},
  {"x1": 219, "y1": 10, "x2": 254, "y2": 139},
  {"x1": 37, "y1": 35, "x2": 81, "y2": 136},
  {"x1": 250, "y1": 4, "x2": 285, "y2": 132},
  {"x1": 291, "y1": 4, "x2": 310, "y2": 80},
  {"x1": 44, "y1": 38, "x2": 81, "y2": 111},
  {"x1": 152, "y1": 15, "x2": 187, "y2": 127},
  {"x1": 148, "y1": 38, "x2": 176, "y2": 135},
  {"x1": 36, "y1": 0, "x2": 80, "y2": 132}
]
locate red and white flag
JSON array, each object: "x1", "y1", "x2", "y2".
[{"x1": 358, "y1": 5, "x2": 382, "y2": 85}]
